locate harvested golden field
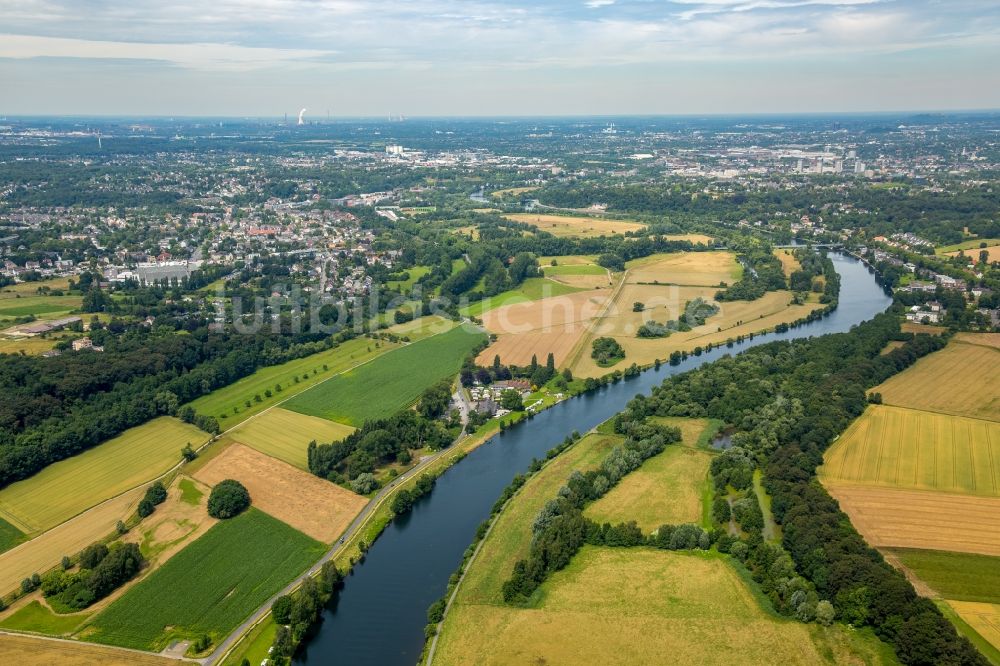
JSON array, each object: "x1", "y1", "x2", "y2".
[
  {"x1": 947, "y1": 246, "x2": 1000, "y2": 263},
  {"x1": 627, "y1": 250, "x2": 742, "y2": 286},
  {"x1": 0, "y1": 417, "x2": 208, "y2": 535},
  {"x1": 570, "y1": 287, "x2": 823, "y2": 377},
  {"x1": 229, "y1": 408, "x2": 355, "y2": 469},
  {"x1": 434, "y1": 547, "x2": 894, "y2": 666},
  {"x1": 193, "y1": 444, "x2": 367, "y2": 543},
  {"x1": 825, "y1": 484, "x2": 1000, "y2": 556},
  {"x1": 774, "y1": 249, "x2": 801, "y2": 277},
  {"x1": 586, "y1": 419, "x2": 714, "y2": 531},
  {"x1": 663, "y1": 233, "x2": 715, "y2": 244},
  {"x1": 0, "y1": 487, "x2": 144, "y2": 595},
  {"x1": 946, "y1": 601, "x2": 1000, "y2": 654},
  {"x1": 476, "y1": 290, "x2": 611, "y2": 367},
  {"x1": 955, "y1": 332, "x2": 1000, "y2": 350},
  {"x1": 900, "y1": 322, "x2": 947, "y2": 335},
  {"x1": 505, "y1": 213, "x2": 646, "y2": 238},
  {"x1": 0, "y1": 633, "x2": 175, "y2": 666},
  {"x1": 820, "y1": 405, "x2": 1000, "y2": 496},
  {"x1": 874, "y1": 338, "x2": 1000, "y2": 421},
  {"x1": 881, "y1": 340, "x2": 906, "y2": 355}
]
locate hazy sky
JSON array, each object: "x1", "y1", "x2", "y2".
[{"x1": 2, "y1": 0, "x2": 999, "y2": 116}]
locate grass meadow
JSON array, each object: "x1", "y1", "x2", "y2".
[
  {"x1": 890, "y1": 548, "x2": 1000, "y2": 603},
  {"x1": 0, "y1": 417, "x2": 208, "y2": 534},
  {"x1": 0, "y1": 600, "x2": 90, "y2": 635},
  {"x1": 460, "y1": 277, "x2": 586, "y2": 318},
  {"x1": 0, "y1": 515, "x2": 25, "y2": 554},
  {"x1": 285, "y1": 324, "x2": 486, "y2": 426},
  {"x1": 434, "y1": 547, "x2": 896, "y2": 666},
  {"x1": 87, "y1": 508, "x2": 325, "y2": 651}
]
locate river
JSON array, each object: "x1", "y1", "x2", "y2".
[{"x1": 296, "y1": 253, "x2": 892, "y2": 665}]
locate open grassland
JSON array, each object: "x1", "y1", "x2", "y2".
[
  {"x1": 193, "y1": 444, "x2": 367, "y2": 543},
  {"x1": 626, "y1": 250, "x2": 742, "y2": 286},
  {"x1": 873, "y1": 337, "x2": 1000, "y2": 421},
  {"x1": 386, "y1": 265, "x2": 431, "y2": 291},
  {"x1": 820, "y1": 405, "x2": 1000, "y2": 496},
  {"x1": 458, "y1": 432, "x2": 623, "y2": 606},
  {"x1": 491, "y1": 186, "x2": 539, "y2": 198},
  {"x1": 460, "y1": 277, "x2": 588, "y2": 318},
  {"x1": 504, "y1": 213, "x2": 646, "y2": 238},
  {"x1": 881, "y1": 340, "x2": 906, "y2": 355},
  {"x1": 0, "y1": 417, "x2": 208, "y2": 534},
  {"x1": 900, "y1": 322, "x2": 947, "y2": 335},
  {"x1": 774, "y1": 249, "x2": 801, "y2": 277},
  {"x1": 434, "y1": 547, "x2": 896, "y2": 666},
  {"x1": 0, "y1": 295, "x2": 81, "y2": 319},
  {"x1": 0, "y1": 487, "x2": 144, "y2": 596},
  {"x1": 585, "y1": 419, "x2": 714, "y2": 531},
  {"x1": 0, "y1": 335, "x2": 66, "y2": 355},
  {"x1": 0, "y1": 600, "x2": 90, "y2": 635},
  {"x1": 386, "y1": 314, "x2": 458, "y2": 342},
  {"x1": 188, "y1": 335, "x2": 401, "y2": 426},
  {"x1": 937, "y1": 238, "x2": 1000, "y2": 254},
  {"x1": 228, "y1": 407, "x2": 354, "y2": 469},
  {"x1": 475, "y1": 290, "x2": 611, "y2": 367},
  {"x1": 285, "y1": 325, "x2": 486, "y2": 426},
  {"x1": 663, "y1": 233, "x2": 715, "y2": 244},
  {"x1": 825, "y1": 485, "x2": 1000, "y2": 556},
  {"x1": 0, "y1": 633, "x2": 175, "y2": 666},
  {"x1": 126, "y1": 476, "x2": 216, "y2": 567},
  {"x1": 87, "y1": 508, "x2": 325, "y2": 651},
  {"x1": 889, "y1": 549, "x2": 1000, "y2": 603},
  {"x1": 541, "y1": 262, "x2": 613, "y2": 290},
  {"x1": 0, "y1": 277, "x2": 73, "y2": 296}
]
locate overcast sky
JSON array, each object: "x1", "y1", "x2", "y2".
[{"x1": 2, "y1": 0, "x2": 999, "y2": 117}]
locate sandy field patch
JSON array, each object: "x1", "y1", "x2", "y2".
[
  {"x1": 947, "y1": 245, "x2": 1000, "y2": 263},
  {"x1": 0, "y1": 633, "x2": 175, "y2": 666},
  {"x1": 663, "y1": 233, "x2": 715, "y2": 244},
  {"x1": 874, "y1": 338, "x2": 1000, "y2": 421},
  {"x1": 626, "y1": 251, "x2": 741, "y2": 286},
  {"x1": 826, "y1": 484, "x2": 1000, "y2": 556},
  {"x1": 774, "y1": 249, "x2": 801, "y2": 277},
  {"x1": 193, "y1": 444, "x2": 367, "y2": 543},
  {"x1": 126, "y1": 477, "x2": 216, "y2": 565},
  {"x1": 505, "y1": 213, "x2": 646, "y2": 238},
  {"x1": 0, "y1": 487, "x2": 144, "y2": 595},
  {"x1": 900, "y1": 322, "x2": 947, "y2": 335}
]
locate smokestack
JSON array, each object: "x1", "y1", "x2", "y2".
[{"x1": 298, "y1": 108, "x2": 307, "y2": 125}]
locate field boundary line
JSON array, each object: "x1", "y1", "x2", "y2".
[
  {"x1": 0, "y1": 629, "x2": 197, "y2": 663},
  {"x1": 563, "y1": 268, "x2": 628, "y2": 371}
]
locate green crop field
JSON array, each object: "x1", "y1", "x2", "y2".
[
  {"x1": 284, "y1": 324, "x2": 487, "y2": 426},
  {"x1": 87, "y1": 509, "x2": 325, "y2": 650},
  {"x1": 0, "y1": 295, "x2": 81, "y2": 318},
  {"x1": 229, "y1": 407, "x2": 355, "y2": 469},
  {"x1": 936, "y1": 238, "x2": 1000, "y2": 254},
  {"x1": 0, "y1": 417, "x2": 209, "y2": 534},
  {"x1": 460, "y1": 278, "x2": 585, "y2": 317},
  {"x1": 890, "y1": 549, "x2": 1000, "y2": 603},
  {"x1": 0, "y1": 515, "x2": 25, "y2": 554},
  {"x1": 187, "y1": 335, "x2": 401, "y2": 427},
  {"x1": 386, "y1": 265, "x2": 431, "y2": 291},
  {"x1": 820, "y1": 405, "x2": 1000, "y2": 497},
  {"x1": 0, "y1": 600, "x2": 90, "y2": 635},
  {"x1": 541, "y1": 263, "x2": 607, "y2": 276}
]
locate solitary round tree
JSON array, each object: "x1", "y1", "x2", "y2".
[{"x1": 207, "y1": 479, "x2": 251, "y2": 519}]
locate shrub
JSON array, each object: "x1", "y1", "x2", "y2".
[
  {"x1": 351, "y1": 473, "x2": 379, "y2": 495},
  {"x1": 79, "y1": 543, "x2": 109, "y2": 569},
  {"x1": 207, "y1": 479, "x2": 251, "y2": 519}
]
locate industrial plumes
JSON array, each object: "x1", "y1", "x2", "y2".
[{"x1": 297, "y1": 108, "x2": 307, "y2": 125}]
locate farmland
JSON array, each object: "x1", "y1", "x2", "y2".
[
  {"x1": 0, "y1": 486, "x2": 144, "y2": 595},
  {"x1": 820, "y1": 405, "x2": 1000, "y2": 496},
  {"x1": 187, "y1": 334, "x2": 402, "y2": 426},
  {"x1": 585, "y1": 418, "x2": 715, "y2": 531},
  {"x1": 873, "y1": 336, "x2": 1000, "y2": 421},
  {"x1": 0, "y1": 515, "x2": 24, "y2": 553},
  {"x1": 87, "y1": 508, "x2": 325, "y2": 651},
  {"x1": 889, "y1": 549, "x2": 1000, "y2": 603},
  {"x1": 127, "y1": 476, "x2": 216, "y2": 565},
  {"x1": 0, "y1": 417, "x2": 209, "y2": 534},
  {"x1": 433, "y1": 547, "x2": 895, "y2": 666},
  {"x1": 474, "y1": 290, "x2": 611, "y2": 367},
  {"x1": 946, "y1": 245, "x2": 1000, "y2": 263},
  {"x1": 192, "y1": 444, "x2": 367, "y2": 543},
  {"x1": 825, "y1": 485, "x2": 1000, "y2": 556},
  {"x1": 460, "y1": 277, "x2": 588, "y2": 318},
  {"x1": 0, "y1": 295, "x2": 81, "y2": 319},
  {"x1": 936, "y1": 238, "x2": 1000, "y2": 254},
  {"x1": 503, "y1": 213, "x2": 647, "y2": 238},
  {"x1": 285, "y1": 324, "x2": 487, "y2": 426},
  {"x1": 774, "y1": 249, "x2": 801, "y2": 277},
  {"x1": 626, "y1": 250, "x2": 742, "y2": 286},
  {"x1": 0, "y1": 633, "x2": 176, "y2": 666},
  {"x1": 942, "y1": 602, "x2": 1000, "y2": 659},
  {"x1": 459, "y1": 431, "x2": 623, "y2": 606},
  {"x1": 540, "y1": 261, "x2": 613, "y2": 290},
  {"x1": 228, "y1": 407, "x2": 355, "y2": 469},
  {"x1": 0, "y1": 600, "x2": 89, "y2": 635}
]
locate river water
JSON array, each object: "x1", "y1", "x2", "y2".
[{"x1": 296, "y1": 253, "x2": 891, "y2": 665}]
